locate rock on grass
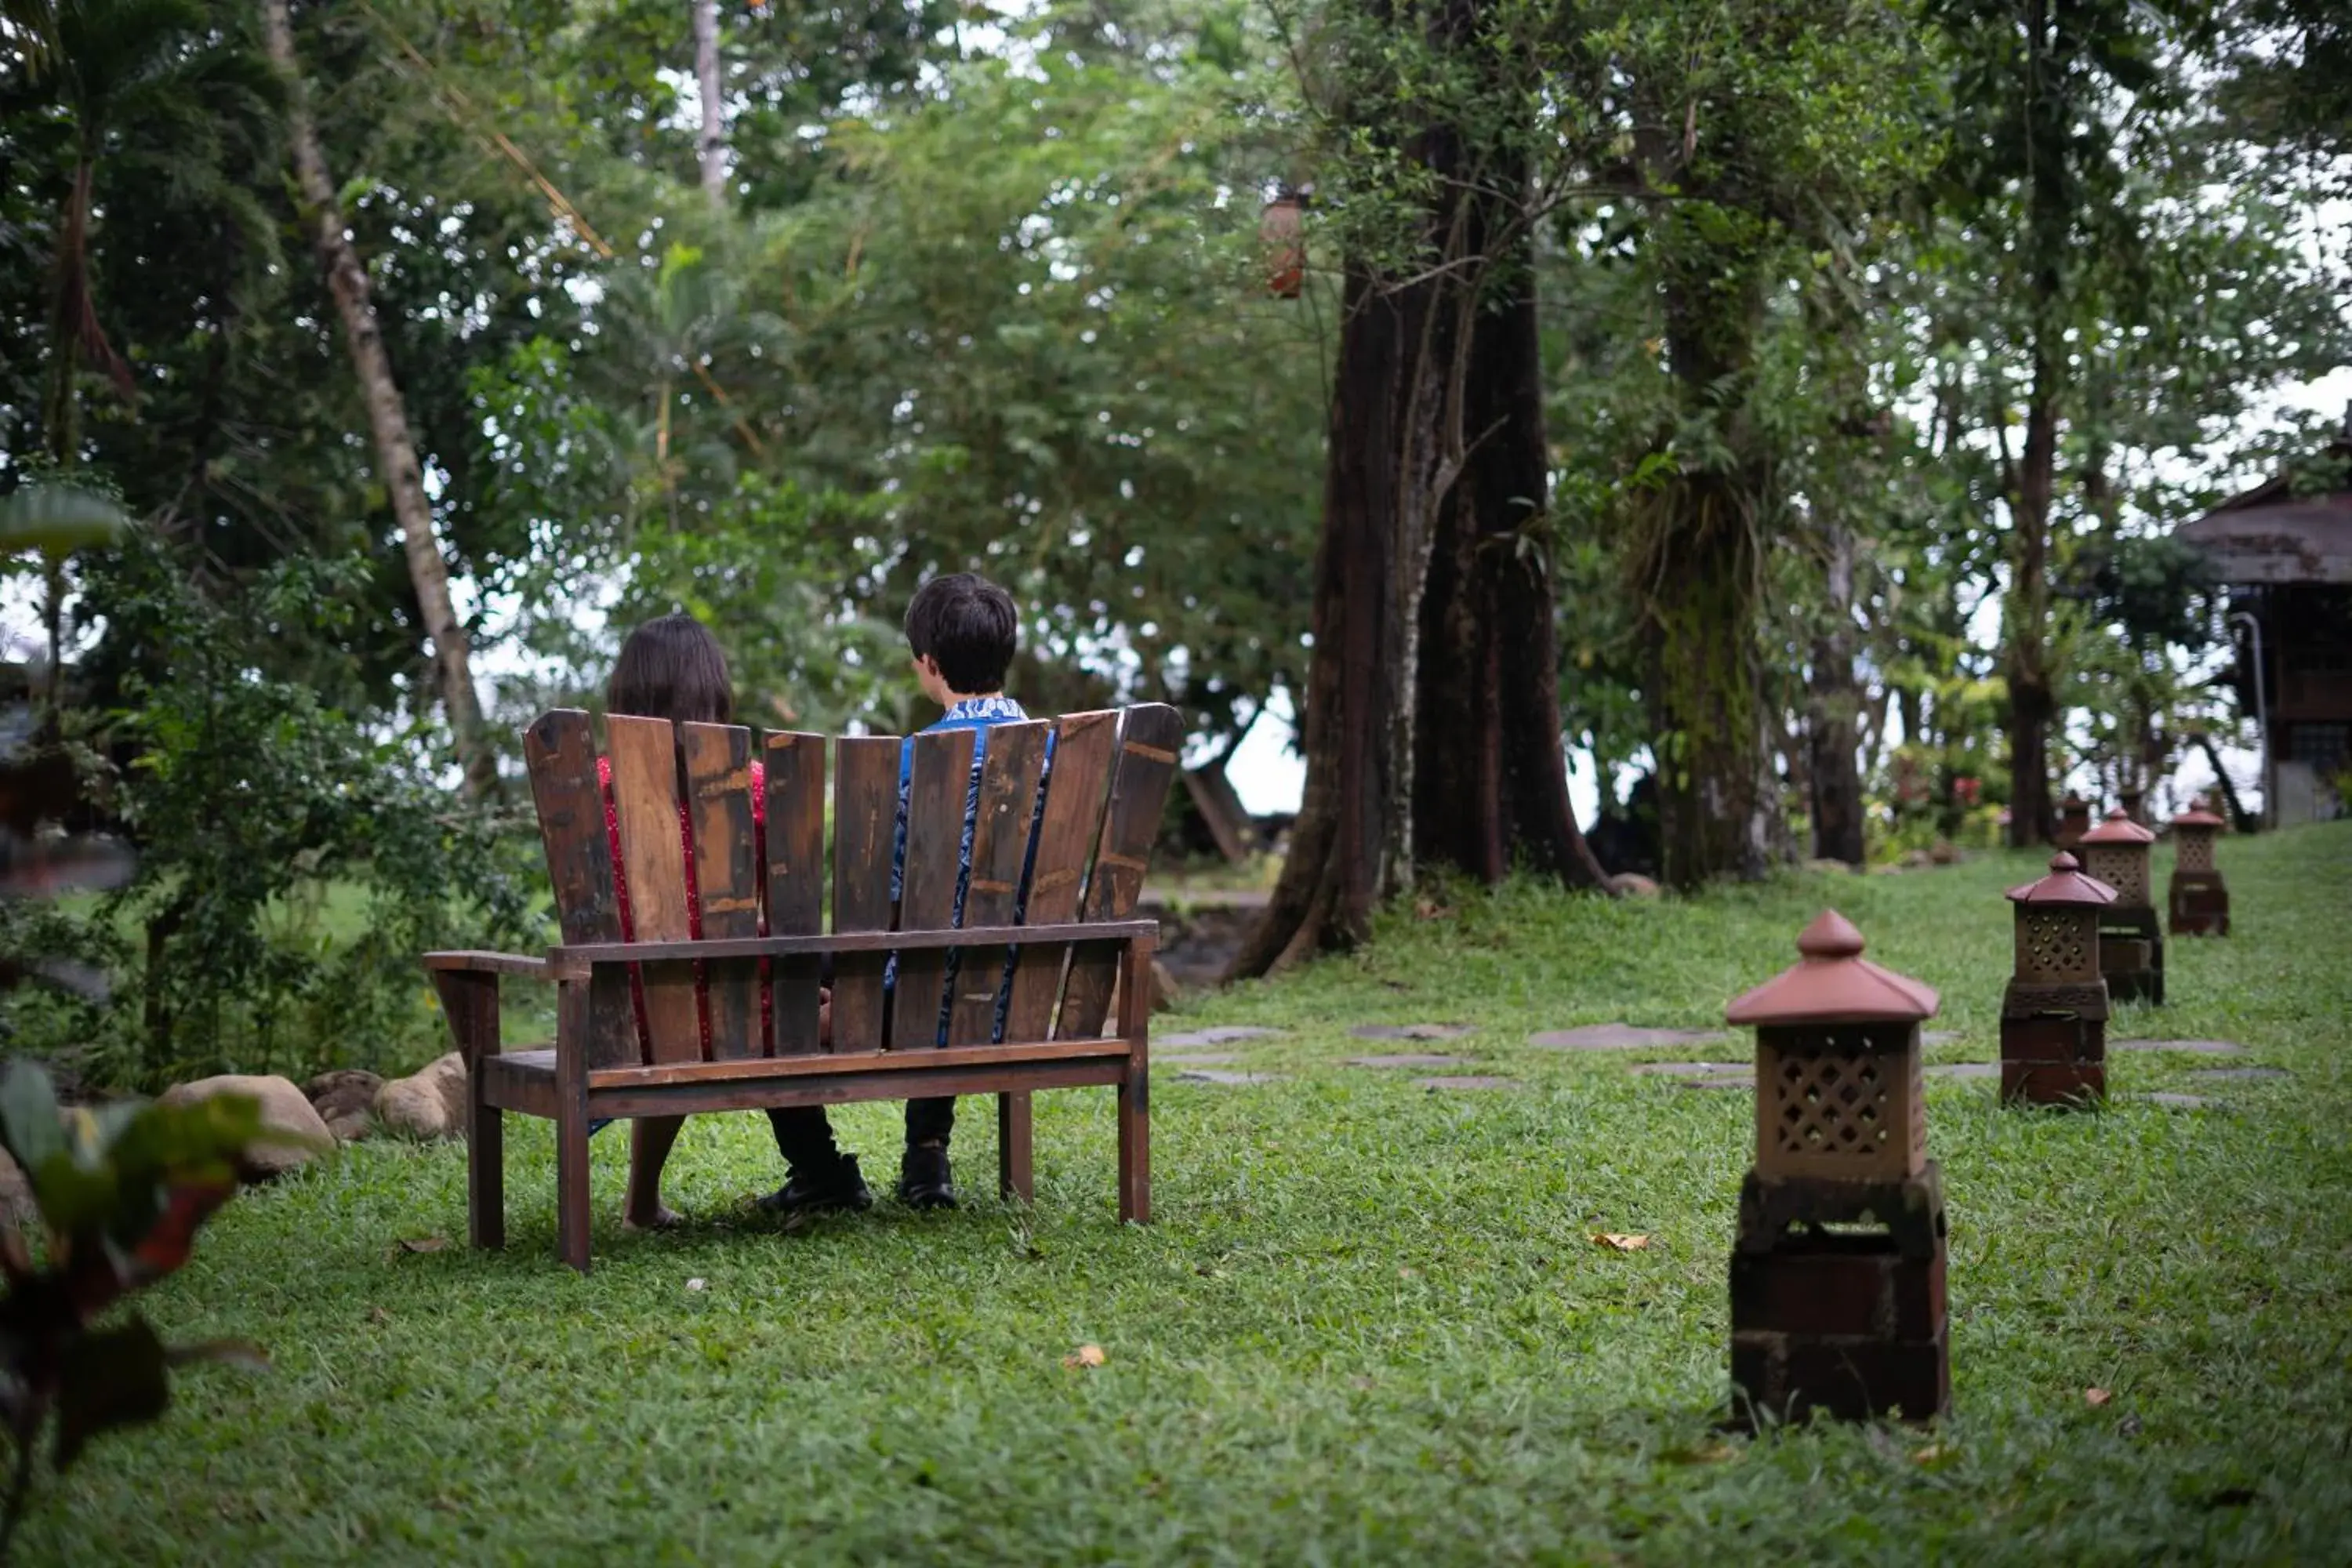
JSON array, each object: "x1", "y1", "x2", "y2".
[{"x1": 161, "y1": 1074, "x2": 332, "y2": 1181}]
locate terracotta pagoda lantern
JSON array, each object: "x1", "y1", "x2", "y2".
[
  {"x1": 2000, "y1": 851, "x2": 2116, "y2": 1106},
  {"x1": 1261, "y1": 189, "x2": 1305, "y2": 300},
  {"x1": 2168, "y1": 799, "x2": 2230, "y2": 937},
  {"x1": 2078, "y1": 808, "x2": 2163, "y2": 1004},
  {"x1": 1722, "y1": 911, "x2": 1949, "y2": 1426},
  {"x1": 2056, "y1": 792, "x2": 2093, "y2": 850}
]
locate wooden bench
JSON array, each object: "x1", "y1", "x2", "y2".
[{"x1": 423, "y1": 703, "x2": 1182, "y2": 1272}]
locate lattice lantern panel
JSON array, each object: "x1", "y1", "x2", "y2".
[
  {"x1": 1753, "y1": 1025, "x2": 1926, "y2": 1184},
  {"x1": 2175, "y1": 830, "x2": 2216, "y2": 873},
  {"x1": 2080, "y1": 844, "x2": 2150, "y2": 907},
  {"x1": 2016, "y1": 907, "x2": 2097, "y2": 984}
]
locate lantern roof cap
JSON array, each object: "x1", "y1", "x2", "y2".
[
  {"x1": 2080, "y1": 808, "x2": 2155, "y2": 846},
  {"x1": 2171, "y1": 799, "x2": 2227, "y2": 829},
  {"x1": 2006, "y1": 851, "x2": 2118, "y2": 906},
  {"x1": 1724, "y1": 910, "x2": 1940, "y2": 1026},
  {"x1": 2061, "y1": 791, "x2": 2091, "y2": 808}
]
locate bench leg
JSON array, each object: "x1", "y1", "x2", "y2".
[
  {"x1": 999, "y1": 1092, "x2": 1034, "y2": 1203},
  {"x1": 554, "y1": 982, "x2": 593, "y2": 1274},
  {"x1": 1117, "y1": 1058, "x2": 1149, "y2": 1224},
  {"x1": 468, "y1": 1079, "x2": 505, "y2": 1251}
]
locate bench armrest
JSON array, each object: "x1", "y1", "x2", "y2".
[{"x1": 423, "y1": 950, "x2": 550, "y2": 980}]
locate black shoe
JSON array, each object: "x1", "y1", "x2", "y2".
[
  {"x1": 757, "y1": 1154, "x2": 873, "y2": 1218},
  {"x1": 897, "y1": 1143, "x2": 958, "y2": 1210}
]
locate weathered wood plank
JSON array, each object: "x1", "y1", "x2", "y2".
[
  {"x1": 606, "y1": 713, "x2": 702, "y2": 1065},
  {"x1": 1058, "y1": 703, "x2": 1184, "y2": 1040},
  {"x1": 1001, "y1": 710, "x2": 1119, "y2": 1043},
  {"x1": 764, "y1": 732, "x2": 827, "y2": 1055},
  {"x1": 829, "y1": 736, "x2": 900, "y2": 1053},
  {"x1": 522, "y1": 709, "x2": 635, "y2": 1069},
  {"x1": 891, "y1": 728, "x2": 978, "y2": 1050},
  {"x1": 948, "y1": 721, "x2": 1050, "y2": 1045},
  {"x1": 682, "y1": 721, "x2": 761, "y2": 1060}
]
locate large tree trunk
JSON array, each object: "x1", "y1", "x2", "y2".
[
  {"x1": 1807, "y1": 518, "x2": 1867, "y2": 865},
  {"x1": 692, "y1": 0, "x2": 727, "y2": 208},
  {"x1": 1412, "y1": 242, "x2": 1607, "y2": 891},
  {"x1": 263, "y1": 0, "x2": 495, "y2": 797},
  {"x1": 1638, "y1": 243, "x2": 1774, "y2": 887},
  {"x1": 2003, "y1": 354, "x2": 2058, "y2": 847},
  {"x1": 1228, "y1": 264, "x2": 1415, "y2": 976},
  {"x1": 1230, "y1": 29, "x2": 1610, "y2": 977}
]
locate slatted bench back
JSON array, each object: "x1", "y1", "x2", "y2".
[{"x1": 521, "y1": 703, "x2": 1183, "y2": 1068}]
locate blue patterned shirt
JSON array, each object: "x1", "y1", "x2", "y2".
[{"x1": 887, "y1": 696, "x2": 1054, "y2": 1044}]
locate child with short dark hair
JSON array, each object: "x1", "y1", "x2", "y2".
[{"x1": 763, "y1": 572, "x2": 1036, "y2": 1217}]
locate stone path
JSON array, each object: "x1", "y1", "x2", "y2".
[
  {"x1": 1922, "y1": 1031, "x2": 1963, "y2": 1046},
  {"x1": 2135, "y1": 1092, "x2": 2220, "y2": 1110},
  {"x1": 1349, "y1": 1023, "x2": 1475, "y2": 1041},
  {"x1": 1156, "y1": 1053, "x2": 1239, "y2": 1066},
  {"x1": 1924, "y1": 1062, "x2": 2001, "y2": 1080},
  {"x1": 1529, "y1": 1024, "x2": 1722, "y2": 1051},
  {"x1": 1176, "y1": 1069, "x2": 1283, "y2": 1086},
  {"x1": 1628, "y1": 1061, "x2": 1749, "y2": 1076},
  {"x1": 1414, "y1": 1076, "x2": 1520, "y2": 1091},
  {"x1": 2111, "y1": 1039, "x2": 2247, "y2": 1055},
  {"x1": 1160, "y1": 1026, "x2": 1288, "y2": 1048},
  {"x1": 1347, "y1": 1054, "x2": 1466, "y2": 1069},
  {"x1": 1677, "y1": 1076, "x2": 1754, "y2": 1091},
  {"x1": 2188, "y1": 1066, "x2": 2289, "y2": 1082}
]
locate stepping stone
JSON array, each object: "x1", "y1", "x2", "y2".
[
  {"x1": 1156, "y1": 1053, "x2": 1238, "y2": 1066},
  {"x1": 1347, "y1": 1054, "x2": 1465, "y2": 1069},
  {"x1": 1677, "y1": 1076, "x2": 1755, "y2": 1091},
  {"x1": 1530, "y1": 1024, "x2": 1722, "y2": 1051},
  {"x1": 1176, "y1": 1069, "x2": 1283, "y2": 1086},
  {"x1": 2111, "y1": 1039, "x2": 2246, "y2": 1056},
  {"x1": 2188, "y1": 1067, "x2": 2289, "y2": 1082},
  {"x1": 2135, "y1": 1092, "x2": 2219, "y2": 1111},
  {"x1": 1924, "y1": 1062, "x2": 2001, "y2": 1080},
  {"x1": 1160, "y1": 1026, "x2": 1288, "y2": 1048},
  {"x1": 1414, "y1": 1076, "x2": 1520, "y2": 1091},
  {"x1": 1922, "y1": 1031, "x2": 1962, "y2": 1046},
  {"x1": 1628, "y1": 1061, "x2": 1748, "y2": 1076},
  {"x1": 1349, "y1": 1024, "x2": 1475, "y2": 1041}
]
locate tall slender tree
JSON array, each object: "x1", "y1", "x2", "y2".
[{"x1": 261, "y1": 0, "x2": 495, "y2": 796}]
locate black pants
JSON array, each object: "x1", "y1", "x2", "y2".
[{"x1": 768, "y1": 1100, "x2": 953, "y2": 1170}]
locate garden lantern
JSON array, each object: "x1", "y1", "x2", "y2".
[
  {"x1": 2000, "y1": 851, "x2": 2115, "y2": 1106},
  {"x1": 1261, "y1": 188, "x2": 1305, "y2": 300},
  {"x1": 2078, "y1": 808, "x2": 2163, "y2": 1004},
  {"x1": 1723, "y1": 910, "x2": 1948, "y2": 1426},
  {"x1": 2167, "y1": 799, "x2": 2230, "y2": 936},
  {"x1": 2056, "y1": 792, "x2": 2092, "y2": 849}
]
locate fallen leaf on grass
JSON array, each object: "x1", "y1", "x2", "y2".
[
  {"x1": 687, "y1": 1278, "x2": 708, "y2": 1292},
  {"x1": 1592, "y1": 1233, "x2": 1651, "y2": 1252},
  {"x1": 1911, "y1": 1444, "x2": 1951, "y2": 1465},
  {"x1": 1413, "y1": 898, "x2": 1454, "y2": 921},
  {"x1": 1665, "y1": 1440, "x2": 1740, "y2": 1465},
  {"x1": 1062, "y1": 1344, "x2": 1107, "y2": 1369},
  {"x1": 366, "y1": 1306, "x2": 391, "y2": 1326},
  {"x1": 2084, "y1": 1388, "x2": 2112, "y2": 1407},
  {"x1": 395, "y1": 1236, "x2": 448, "y2": 1254}
]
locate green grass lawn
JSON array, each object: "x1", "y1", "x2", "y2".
[{"x1": 22, "y1": 825, "x2": 2352, "y2": 1563}]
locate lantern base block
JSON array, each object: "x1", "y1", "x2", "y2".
[
  {"x1": 2168, "y1": 872, "x2": 2230, "y2": 937},
  {"x1": 1999, "y1": 1016, "x2": 2106, "y2": 1108},
  {"x1": 2097, "y1": 906, "x2": 2165, "y2": 1006},
  {"x1": 1729, "y1": 1184, "x2": 1951, "y2": 1428}
]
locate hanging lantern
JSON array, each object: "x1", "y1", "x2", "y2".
[{"x1": 1261, "y1": 187, "x2": 1305, "y2": 300}]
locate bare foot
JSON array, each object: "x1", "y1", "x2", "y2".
[{"x1": 622, "y1": 1203, "x2": 682, "y2": 1232}]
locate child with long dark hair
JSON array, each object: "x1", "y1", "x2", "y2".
[{"x1": 597, "y1": 612, "x2": 773, "y2": 1229}]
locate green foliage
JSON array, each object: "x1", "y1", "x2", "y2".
[
  {"x1": 0, "y1": 1060, "x2": 272, "y2": 1560},
  {"x1": 3, "y1": 537, "x2": 533, "y2": 1091}
]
